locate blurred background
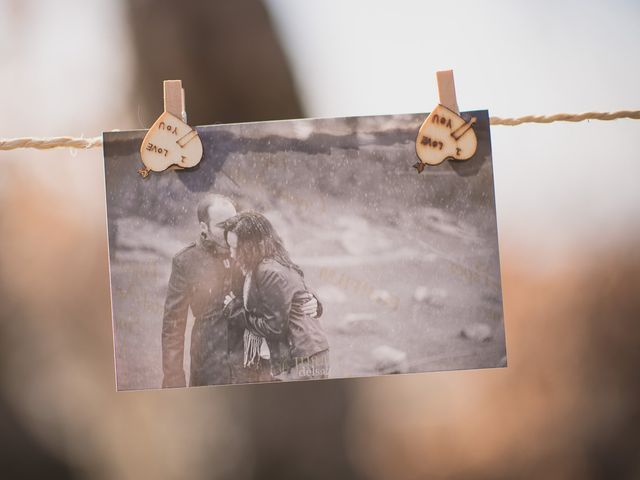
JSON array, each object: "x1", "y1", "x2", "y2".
[{"x1": 0, "y1": 0, "x2": 639, "y2": 478}]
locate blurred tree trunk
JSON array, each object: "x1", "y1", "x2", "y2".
[
  {"x1": 127, "y1": 0, "x2": 303, "y2": 126},
  {"x1": 126, "y1": 2, "x2": 359, "y2": 478}
]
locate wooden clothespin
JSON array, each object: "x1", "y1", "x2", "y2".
[
  {"x1": 163, "y1": 79, "x2": 187, "y2": 123},
  {"x1": 436, "y1": 70, "x2": 459, "y2": 114},
  {"x1": 138, "y1": 80, "x2": 203, "y2": 178},
  {"x1": 414, "y1": 70, "x2": 477, "y2": 173}
]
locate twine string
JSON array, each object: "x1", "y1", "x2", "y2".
[
  {"x1": 0, "y1": 110, "x2": 638, "y2": 151},
  {"x1": 489, "y1": 109, "x2": 640, "y2": 126},
  {"x1": 0, "y1": 136, "x2": 103, "y2": 151}
]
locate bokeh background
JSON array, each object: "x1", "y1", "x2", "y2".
[{"x1": 0, "y1": 0, "x2": 639, "y2": 478}]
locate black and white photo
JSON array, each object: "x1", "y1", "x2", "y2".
[{"x1": 103, "y1": 111, "x2": 505, "y2": 390}]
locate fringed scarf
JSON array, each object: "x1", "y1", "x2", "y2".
[
  {"x1": 242, "y1": 271, "x2": 270, "y2": 368},
  {"x1": 243, "y1": 329, "x2": 263, "y2": 367}
]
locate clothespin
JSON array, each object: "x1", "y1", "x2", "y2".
[
  {"x1": 138, "y1": 80, "x2": 203, "y2": 178},
  {"x1": 436, "y1": 70, "x2": 459, "y2": 114},
  {"x1": 414, "y1": 70, "x2": 477, "y2": 173},
  {"x1": 163, "y1": 79, "x2": 187, "y2": 123}
]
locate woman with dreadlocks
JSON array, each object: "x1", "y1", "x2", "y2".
[{"x1": 221, "y1": 211, "x2": 330, "y2": 381}]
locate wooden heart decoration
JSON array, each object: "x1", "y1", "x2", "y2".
[
  {"x1": 139, "y1": 111, "x2": 203, "y2": 177},
  {"x1": 414, "y1": 104, "x2": 477, "y2": 173}
]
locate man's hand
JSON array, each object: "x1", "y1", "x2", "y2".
[
  {"x1": 301, "y1": 294, "x2": 319, "y2": 318},
  {"x1": 224, "y1": 291, "x2": 236, "y2": 307}
]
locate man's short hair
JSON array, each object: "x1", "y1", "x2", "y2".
[{"x1": 197, "y1": 194, "x2": 236, "y2": 225}]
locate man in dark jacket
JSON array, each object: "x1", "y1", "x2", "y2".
[{"x1": 161, "y1": 194, "x2": 319, "y2": 387}]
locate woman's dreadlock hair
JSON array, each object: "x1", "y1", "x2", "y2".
[{"x1": 220, "y1": 211, "x2": 303, "y2": 275}]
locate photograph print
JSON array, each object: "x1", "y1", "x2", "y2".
[{"x1": 103, "y1": 110, "x2": 506, "y2": 391}]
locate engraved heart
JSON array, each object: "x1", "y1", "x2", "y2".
[
  {"x1": 414, "y1": 104, "x2": 477, "y2": 172},
  {"x1": 139, "y1": 111, "x2": 203, "y2": 175}
]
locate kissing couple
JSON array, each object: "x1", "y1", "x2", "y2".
[{"x1": 162, "y1": 194, "x2": 329, "y2": 387}]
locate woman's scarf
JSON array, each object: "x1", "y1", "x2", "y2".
[{"x1": 242, "y1": 271, "x2": 270, "y2": 367}]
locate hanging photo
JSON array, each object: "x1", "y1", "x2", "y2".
[{"x1": 103, "y1": 111, "x2": 506, "y2": 390}]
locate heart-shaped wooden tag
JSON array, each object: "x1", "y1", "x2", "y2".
[
  {"x1": 414, "y1": 104, "x2": 477, "y2": 173},
  {"x1": 139, "y1": 111, "x2": 203, "y2": 177}
]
